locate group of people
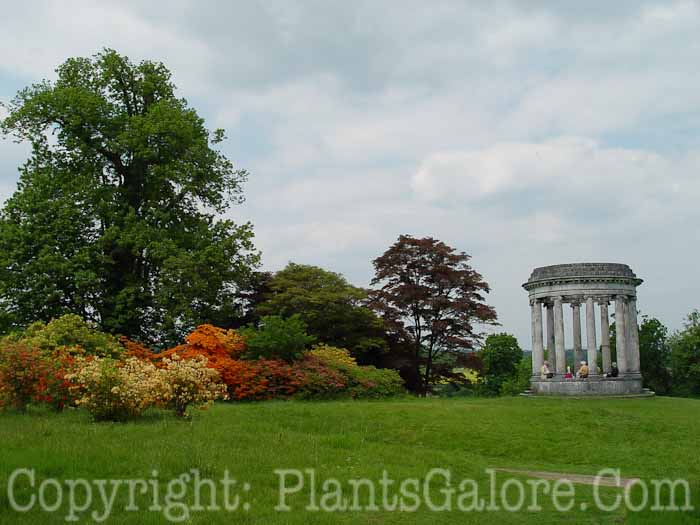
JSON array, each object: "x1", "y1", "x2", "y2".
[{"x1": 540, "y1": 361, "x2": 619, "y2": 380}]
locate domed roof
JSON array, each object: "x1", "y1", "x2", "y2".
[{"x1": 524, "y1": 263, "x2": 642, "y2": 289}]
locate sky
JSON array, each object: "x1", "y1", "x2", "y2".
[{"x1": 1, "y1": 0, "x2": 699, "y2": 348}]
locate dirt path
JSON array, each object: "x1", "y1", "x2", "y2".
[{"x1": 495, "y1": 468, "x2": 640, "y2": 488}]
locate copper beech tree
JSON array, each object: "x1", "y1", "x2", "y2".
[{"x1": 370, "y1": 235, "x2": 497, "y2": 394}]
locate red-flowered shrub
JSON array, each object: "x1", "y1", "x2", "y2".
[
  {"x1": 293, "y1": 355, "x2": 349, "y2": 399},
  {"x1": 34, "y1": 350, "x2": 78, "y2": 411},
  {"x1": 218, "y1": 359, "x2": 305, "y2": 401},
  {"x1": 0, "y1": 344, "x2": 47, "y2": 411},
  {"x1": 120, "y1": 337, "x2": 156, "y2": 360},
  {"x1": 0, "y1": 344, "x2": 78, "y2": 411}
]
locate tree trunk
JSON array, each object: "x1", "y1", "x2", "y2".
[{"x1": 422, "y1": 358, "x2": 432, "y2": 397}]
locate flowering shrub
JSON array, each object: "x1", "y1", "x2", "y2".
[
  {"x1": 159, "y1": 327, "x2": 404, "y2": 402},
  {"x1": 2, "y1": 319, "x2": 402, "y2": 418},
  {"x1": 296, "y1": 346, "x2": 404, "y2": 399},
  {"x1": 0, "y1": 344, "x2": 78, "y2": 412},
  {"x1": 157, "y1": 355, "x2": 227, "y2": 417},
  {"x1": 218, "y1": 359, "x2": 304, "y2": 401},
  {"x1": 185, "y1": 324, "x2": 247, "y2": 359},
  {"x1": 67, "y1": 357, "x2": 162, "y2": 421},
  {"x1": 150, "y1": 324, "x2": 247, "y2": 369},
  {"x1": 293, "y1": 355, "x2": 348, "y2": 400},
  {"x1": 120, "y1": 337, "x2": 155, "y2": 360},
  {"x1": 34, "y1": 351, "x2": 77, "y2": 411},
  {"x1": 0, "y1": 320, "x2": 404, "y2": 417},
  {"x1": 141, "y1": 324, "x2": 273, "y2": 401},
  {"x1": 66, "y1": 354, "x2": 228, "y2": 420},
  {"x1": 0, "y1": 344, "x2": 48, "y2": 411}
]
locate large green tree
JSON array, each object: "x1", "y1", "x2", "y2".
[
  {"x1": 254, "y1": 263, "x2": 388, "y2": 363},
  {"x1": 0, "y1": 49, "x2": 258, "y2": 345}
]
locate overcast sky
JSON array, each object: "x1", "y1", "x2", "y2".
[{"x1": 1, "y1": 1, "x2": 699, "y2": 347}]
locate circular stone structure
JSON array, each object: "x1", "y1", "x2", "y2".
[{"x1": 523, "y1": 263, "x2": 644, "y2": 396}]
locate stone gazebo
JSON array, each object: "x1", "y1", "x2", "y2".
[{"x1": 523, "y1": 263, "x2": 644, "y2": 396}]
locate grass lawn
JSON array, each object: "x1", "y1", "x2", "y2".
[{"x1": 1, "y1": 396, "x2": 699, "y2": 524}]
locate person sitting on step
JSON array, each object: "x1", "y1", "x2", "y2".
[
  {"x1": 607, "y1": 362, "x2": 619, "y2": 378},
  {"x1": 603, "y1": 361, "x2": 620, "y2": 377},
  {"x1": 576, "y1": 361, "x2": 589, "y2": 379},
  {"x1": 540, "y1": 361, "x2": 554, "y2": 379},
  {"x1": 564, "y1": 366, "x2": 573, "y2": 379}
]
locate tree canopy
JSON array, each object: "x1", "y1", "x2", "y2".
[
  {"x1": 240, "y1": 314, "x2": 316, "y2": 362},
  {"x1": 669, "y1": 310, "x2": 700, "y2": 397},
  {"x1": 370, "y1": 235, "x2": 498, "y2": 394},
  {"x1": 253, "y1": 263, "x2": 388, "y2": 363},
  {"x1": 638, "y1": 316, "x2": 672, "y2": 395},
  {"x1": 0, "y1": 49, "x2": 258, "y2": 345},
  {"x1": 477, "y1": 333, "x2": 523, "y2": 396}
]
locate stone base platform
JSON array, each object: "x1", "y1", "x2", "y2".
[{"x1": 529, "y1": 376, "x2": 645, "y2": 396}]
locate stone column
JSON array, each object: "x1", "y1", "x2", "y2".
[
  {"x1": 585, "y1": 297, "x2": 598, "y2": 376},
  {"x1": 627, "y1": 297, "x2": 641, "y2": 375},
  {"x1": 546, "y1": 302, "x2": 556, "y2": 372},
  {"x1": 571, "y1": 300, "x2": 582, "y2": 374},
  {"x1": 531, "y1": 300, "x2": 544, "y2": 378},
  {"x1": 553, "y1": 296, "x2": 566, "y2": 375},
  {"x1": 615, "y1": 295, "x2": 629, "y2": 374},
  {"x1": 599, "y1": 300, "x2": 612, "y2": 374}
]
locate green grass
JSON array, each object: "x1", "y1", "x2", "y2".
[{"x1": 1, "y1": 396, "x2": 700, "y2": 524}]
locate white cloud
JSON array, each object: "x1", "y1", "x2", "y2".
[
  {"x1": 1, "y1": 0, "x2": 699, "y2": 347},
  {"x1": 0, "y1": 1, "x2": 212, "y2": 96},
  {"x1": 410, "y1": 138, "x2": 700, "y2": 272},
  {"x1": 411, "y1": 137, "x2": 682, "y2": 206}
]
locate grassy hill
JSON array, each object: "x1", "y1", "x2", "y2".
[{"x1": 1, "y1": 397, "x2": 699, "y2": 524}]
